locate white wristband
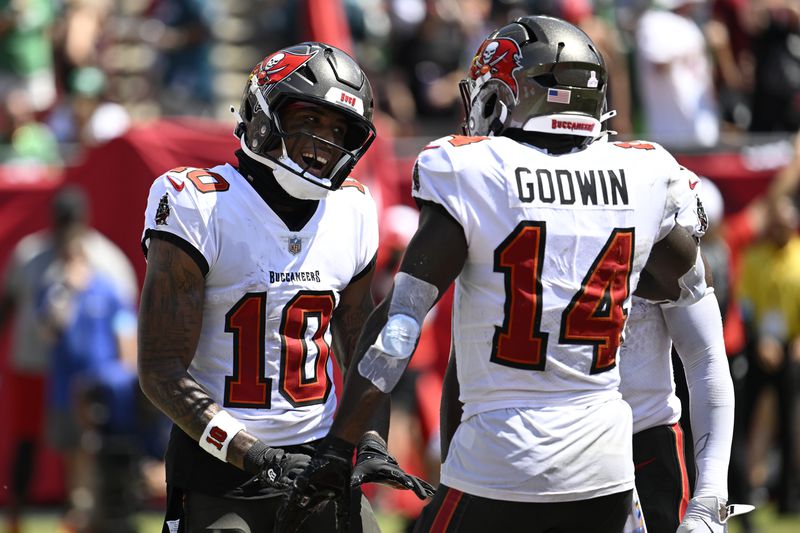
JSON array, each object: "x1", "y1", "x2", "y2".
[{"x1": 199, "y1": 410, "x2": 246, "y2": 462}]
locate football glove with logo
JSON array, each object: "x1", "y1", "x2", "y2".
[
  {"x1": 677, "y1": 496, "x2": 755, "y2": 533},
  {"x1": 243, "y1": 442, "x2": 311, "y2": 491},
  {"x1": 350, "y1": 433, "x2": 435, "y2": 499},
  {"x1": 274, "y1": 436, "x2": 355, "y2": 533}
]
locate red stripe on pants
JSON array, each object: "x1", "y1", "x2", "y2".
[
  {"x1": 670, "y1": 423, "x2": 690, "y2": 519},
  {"x1": 430, "y1": 487, "x2": 464, "y2": 533}
]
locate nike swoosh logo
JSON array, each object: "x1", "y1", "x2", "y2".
[
  {"x1": 635, "y1": 457, "x2": 657, "y2": 470},
  {"x1": 167, "y1": 175, "x2": 185, "y2": 192},
  {"x1": 689, "y1": 180, "x2": 699, "y2": 190}
]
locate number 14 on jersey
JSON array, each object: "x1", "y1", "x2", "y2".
[{"x1": 492, "y1": 221, "x2": 635, "y2": 374}]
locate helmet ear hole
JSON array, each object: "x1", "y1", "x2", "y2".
[
  {"x1": 243, "y1": 98, "x2": 253, "y2": 122},
  {"x1": 483, "y1": 92, "x2": 497, "y2": 119},
  {"x1": 533, "y1": 73, "x2": 557, "y2": 88},
  {"x1": 299, "y1": 65, "x2": 318, "y2": 84}
]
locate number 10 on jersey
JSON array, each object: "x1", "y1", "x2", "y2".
[
  {"x1": 491, "y1": 221, "x2": 635, "y2": 374},
  {"x1": 223, "y1": 291, "x2": 334, "y2": 408}
]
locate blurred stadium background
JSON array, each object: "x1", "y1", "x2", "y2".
[{"x1": 1, "y1": 0, "x2": 800, "y2": 531}]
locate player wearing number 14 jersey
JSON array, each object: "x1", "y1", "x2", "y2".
[
  {"x1": 138, "y1": 43, "x2": 431, "y2": 533},
  {"x1": 276, "y1": 16, "x2": 710, "y2": 533}
]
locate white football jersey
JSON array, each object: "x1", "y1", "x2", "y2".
[
  {"x1": 414, "y1": 135, "x2": 701, "y2": 501},
  {"x1": 620, "y1": 181, "x2": 705, "y2": 434},
  {"x1": 142, "y1": 164, "x2": 378, "y2": 446},
  {"x1": 620, "y1": 297, "x2": 682, "y2": 434}
]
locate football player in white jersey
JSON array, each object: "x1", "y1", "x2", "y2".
[
  {"x1": 620, "y1": 179, "x2": 754, "y2": 532},
  {"x1": 435, "y1": 191, "x2": 749, "y2": 533},
  {"x1": 137, "y1": 42, "x2": 432, "y2": 533},
  {"x1": 622, "y1": 290, "x2": 740, "y2": 533},
  {"x1": 276, "y1": 17, "x2": 712, "y2": 533}
]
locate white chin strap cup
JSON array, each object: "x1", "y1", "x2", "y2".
[{"x1": 237, "y1": 132, "x2": 331, "y2": 200}]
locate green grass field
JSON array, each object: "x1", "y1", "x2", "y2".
[
  {"x1": 3, "y1": 504, "x2": 799, "y2": 532},
  {"x1": 727, "y1": 504, "x2": 800, "y2": 533},
  {"x1": 2, "y1": 510, "x2": 406, "y2": 532}
]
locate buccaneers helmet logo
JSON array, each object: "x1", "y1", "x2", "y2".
[
  {"x1": 469, "y1": 38, "x2": 523, "y2": 99},
  {"x1": 251, "y1": 50, "x2": 316, "y2": 86}
]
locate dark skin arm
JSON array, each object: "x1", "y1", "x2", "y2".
[
  {"x1": 329, "y1": 259, "x2": 390, "y2": 440},
  {"x1": 137, "y1": 237, "x2": 257, "y2": 470},
  {"x1": 330, "y1": 203, "x2": 468, "y2": 444},
  {"x1": 635, "y1": 226, "x2": 710, "y2": 301}
]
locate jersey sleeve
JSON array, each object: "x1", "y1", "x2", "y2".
[
  {"x1": 657, "y1": 150, "x2": 707, "y2": 241},
  {"x1": 353, "y1": 182, "x2": 379, "y2": 280},
  {"x1": 672, "y1": 167, "x2": 707, "y2": 238},
  {"x1": 411, "y1": 138, "x2": 468, "y2": 229},
  {"x1": 141, "y1": 169, "x2": 217, "y2": 276}
]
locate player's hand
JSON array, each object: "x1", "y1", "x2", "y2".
[
  {"x1": 350, "y1": 433, "x2": 436, "y2": 499},
  {"x1": 274, "y1": 436, "x2": 355, "y2": 533},
  {"x1": 676, "y1": 496, "x2": 755, "y2": 532},
  {"x1": 253, "y1": 447, "x2": 311, "y2": 491}
]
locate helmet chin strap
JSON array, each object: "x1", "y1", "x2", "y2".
[
  {"x1": 238, "y1": 135, "x2": 330, "y2": 200},
  {"x1": 231, "y1": 106, "x2": 331, "y2": 201},
  {"x1": 597, "y1": 109, "x2": 618, "y2": 138}
]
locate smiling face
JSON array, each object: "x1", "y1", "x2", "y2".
[{"x1": 272, "y1": 101, "x2": 350, "y2": 178}]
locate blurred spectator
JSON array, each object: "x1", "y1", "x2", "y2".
[
  {"x1": 698, "y1": 177, "x2": 758, "y2": 532},
  {"x1": 390, "y1": 0, "x2": 492, "y2": 124},
  {"x1": 145, "y1": 0, "x2": 218, "y2": 116},
  {"x1": 634, "y1": 0, "x2": 720, "y2": 147},
  {"x1": 36, "y1": 217, "x2": 140, "y2": 532},
  {"x1": 0, "y1": 0, "x2": 57, "y2": 113},
  {"x1": 350, "y1": 0, "x2": 420, "y2": 136},
  {"x1": 739, "y1": 193, "x2": 800, "y2": 515},
  {"x1": 54, "y1": 0, "x2": 114, "y2": 73},
  {"x1": 712, "y1": 0, "x2": 754, "y2": 82},
  {"x1": 559, "y1": 0, "x2": 634, "y2": 136},
  {"x1": 709, "y1": 0, "x2": 753, "y2": 131},
  {"x1": 0, "y1": 185, "x2": 137, "y2": 533},
  {"x1": 748, "y1": 0, "x2": 800, "y2": 132},
  {"x1": 702, "y1": 138, "x2": 800, "y2": 531},
  {"x1": 48, "y1": 66, "x2": 132, "y2": 147},
  {"x1": 719, "y1": 134, "x2": 800, "y2": 356},
  {"x1": 0, "y1": 88, "x2": 61, "y2": 166}
]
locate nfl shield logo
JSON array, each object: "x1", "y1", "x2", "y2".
[{"x1": 288, "y1": 236, "x2": 302, "y2": 255}]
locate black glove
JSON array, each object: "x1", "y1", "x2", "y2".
[
  {"x1": 274, "y1": 435, "x2": 355, "y2": 533},
  {"x1": 350, "y1": 433, "x2": 436, "y2": 499},
  {"x1": 243, "y1": 441, "x2": 311, "y2": 491}
]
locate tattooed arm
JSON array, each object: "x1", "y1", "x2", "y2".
[
  {"x1": 138, "y1": 236, "x2": 258, "y2": 470},
  {"x1": 331, "y1": 257, "x2": 376, "y2": 372}
]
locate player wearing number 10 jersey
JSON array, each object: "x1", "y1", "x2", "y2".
[
  {"x1": 277, "y1": 16, "x2": 710, "y2": 533},
  {"x1": 142, "y1": 161, "x2": 377, "y2": 441},
  {"x1": 138, "y1": 43, "x2": 431, "y2": 533}
]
